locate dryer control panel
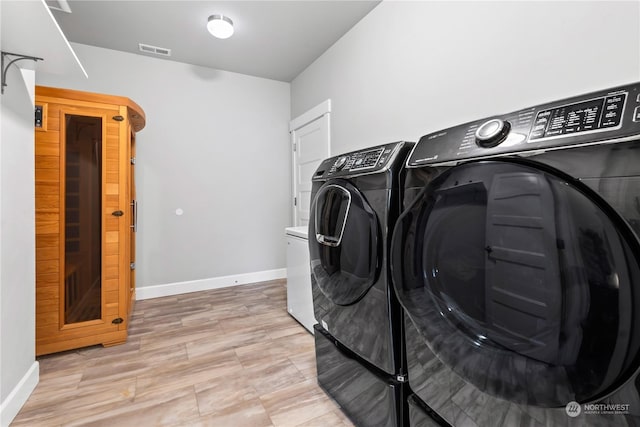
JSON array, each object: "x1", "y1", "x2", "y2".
[
  {"x1": 408, "y1": 82, "x2": 640, "y2": 167},
  {"x1": 313, "y1": 141, "x2": 410, "y2": 180}
]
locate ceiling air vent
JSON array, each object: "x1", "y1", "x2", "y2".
[
  {"x1": 138, "y1": 43, "x2": 171, "y2": 57},
  {"x1": 46, "y1": 0, "x2": 72, "y2": 13}
]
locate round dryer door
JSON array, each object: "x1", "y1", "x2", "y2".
[
  {"x1": 391, "y1": 160, "x2": 640, "y2": 407},
  {"x1": 309, "y1": 180, "x2": 380, "y2": 306}
]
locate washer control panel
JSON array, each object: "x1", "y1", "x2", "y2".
[
  {"x1": 329, "y1": 147, "x2": 384, "y2": 174},
  {"x1": 408, "y1": 82, "x2": 640, "y2": 167},
  {"x1": 313, "y1": 141, "x2": 409, "y2": 180}
]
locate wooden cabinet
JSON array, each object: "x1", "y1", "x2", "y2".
[{"x1": 34, "y1": 86, "x2": 145, "y2": 355}]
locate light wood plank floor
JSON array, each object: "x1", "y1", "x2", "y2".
[{"x1": 12, "y1": 280, "x2": 354, "y2": 427}]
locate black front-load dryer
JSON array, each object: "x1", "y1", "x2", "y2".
[
  {"x1": 391, "y1": 83, "x2": 640, "y2": 426},
  {"x1": 309, "y1": 141, "x2": 413, "y2": 427}
]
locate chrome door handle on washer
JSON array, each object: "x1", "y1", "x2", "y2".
[
  {"x1": 313, "y1": 183, "x2": 351, "y2": 248},
  {"x1": 316, "y1": 234, "x2": 341, "y2": 247}
]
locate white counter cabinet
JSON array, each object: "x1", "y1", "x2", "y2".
[{"x1": 285, "y1": 227, "x2": 315, "y2": 333}]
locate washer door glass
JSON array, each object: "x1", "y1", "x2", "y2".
[
  {"x1": 391, "y1": 160, "x2": 640, "y2": 406},
  {"x1": 309, "y1": 180, "x2": 380, "y2": 306}
]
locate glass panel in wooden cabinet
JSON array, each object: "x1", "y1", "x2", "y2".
[{"x1": 64, "y1": 114, "x2": 102, "y2": 324}]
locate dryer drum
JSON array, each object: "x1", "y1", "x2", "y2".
[{"x1": 392, "y1": 160, "x2": 640, "y2": 407}]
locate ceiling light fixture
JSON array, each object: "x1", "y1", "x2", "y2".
[{"x1": 207, "y1": 15, "x2": 234, "y2": 39}]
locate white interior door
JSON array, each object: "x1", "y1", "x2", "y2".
[{"x1": 290, "y1": 101, "x2": 331, "y2": 227}]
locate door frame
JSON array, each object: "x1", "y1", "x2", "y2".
[
  {"x1": 57, "y1": 106, "x2": 112, "y2": 331},
  {"x1": 289, "y1": 99, "x2": 331, "y2": 226}
]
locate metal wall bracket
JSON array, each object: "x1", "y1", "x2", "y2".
[{"x1": 1, "y1": 51, "x2": 43, "y2": 95}]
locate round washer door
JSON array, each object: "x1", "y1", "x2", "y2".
[
  {"x1": 391, "y1": 160, "x2": 640, "y2": 406},
  {"x1": 309, "y1": 180, "x2": 380, "y2": 306}
]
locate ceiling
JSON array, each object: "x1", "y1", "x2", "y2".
[{"x1": 48, "y1": 0, "x2": 381, "y2": 82}]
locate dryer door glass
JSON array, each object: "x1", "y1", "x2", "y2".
[
  {"x1": 391, "y1": 160, "x2": 640, "y2": 409},
  {"x1": 309, "y1": 180, "x2": 380, "y2": 306}
]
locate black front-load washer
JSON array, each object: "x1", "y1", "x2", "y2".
[
  {"x1": 391, "y1": 83, "x2": 640, "y2": 426},
  {"x1": 309, "y1": 141, "x2": 413, "y2": 427}
]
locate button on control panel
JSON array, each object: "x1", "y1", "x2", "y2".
[
  {"x1": 334, "y1": 156, "x2": 348, "y2": 170},
  {"x1": 475, "y1": 118, "x2": 511, "y2": 147}
]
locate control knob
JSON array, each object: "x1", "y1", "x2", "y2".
[
  {"x1": 475, "y1": 118, "x2": 511, "y2": 147},
  {"x1": 334, "y1": 156, "x2": 348, "y2": 170}
]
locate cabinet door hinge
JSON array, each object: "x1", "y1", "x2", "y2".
[
  {"x1": 130, "y1": 157, "x2": 136, "y2": 165},
  {"x1": 293, "y1": 143, "x2": 296, "y2": 152},
  {"x1": 294, "y1": 197, "x2": 297, "y2": 206},
  {"x1": 130, "y1": 262, "x2": 136, "y2": 270}
]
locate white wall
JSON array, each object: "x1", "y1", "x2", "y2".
[
  {"x1": 37, "y1": 43, "x2": 291, "y2": 292},
  {"x1": 291, "y1": 1, "x2": 640, "y2": 155},
  {"x1": 0, "y1": 47, "x2": 38, "y2": 427}
]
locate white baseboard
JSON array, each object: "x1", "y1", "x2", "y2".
[
  {"x1": 1, "y1": 361, "x2": 39, "y2": 427},
  {"x1": 136, "y1": 268, "x2": 287, "y2": 300}
]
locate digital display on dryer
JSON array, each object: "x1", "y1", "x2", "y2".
[{"x1": 529, "y1": 93, "x2": 626, "y2": 141}]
